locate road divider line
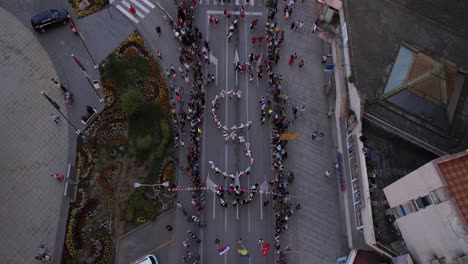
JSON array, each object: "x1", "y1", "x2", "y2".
[
  {"x1": 224, "y1": 18, "x2": 229, "y2": 233},
  {"x1": 207, "y1": 10, "x2": 263, "y2": 16},
  {"x1": 130, "y1": 238, "x2": 174, "y2": 263}
]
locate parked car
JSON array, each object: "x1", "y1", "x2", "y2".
[
  {"x1": 134, "y1": 254, "x2": 159, "y2": 264},
  {"x1": 31, "y1": 8, "x2": 69, "y2": 32}
]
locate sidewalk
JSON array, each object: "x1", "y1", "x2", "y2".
[
  {"x1": 0, "y1": 7, "x2": 69, "y2": 263},
  {"x1": 269, "y1": 1, "x2": 349, "y2": 263}
]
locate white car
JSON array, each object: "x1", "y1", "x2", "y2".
[{"x1": 134, "y1": 254, "x2": 159, "y2": 264}]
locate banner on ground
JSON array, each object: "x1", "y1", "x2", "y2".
[
  {"x1": 279, "y1": 134, "x2": 300, "y2": 140},
  {"x1": 218, "y1": 244, "x2": 231, "y2": 255},
  {"x1": 261, "y1": 243, "x2": 270, "y2": 256},
  {"x1": 238, "y1": 248, "x2": 250, "y2": 258}
]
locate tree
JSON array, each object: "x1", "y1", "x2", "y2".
[{"x1": 121, "y1": 89, "x2": 144, "y2": 118}]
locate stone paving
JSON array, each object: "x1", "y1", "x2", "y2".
[
  {"x1": 270, "y1": 1, "x2": 349, "y2": 263},
  {"x1": 0, "y1": 7, "x2": 69, "y2": 263},
  {"x1": 0, "y1": 2, "x2": 135, "y2": 262}
]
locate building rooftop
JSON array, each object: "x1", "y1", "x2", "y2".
[
  {"x1": 437, "y1": 151, "x2": 468, "y2": 225},
  {"x1": 382, "y1": 151, "x2": 468, "y2": 263},
  {"x1": 344, "y1": 0, "x2": 468, "y2": 153}
]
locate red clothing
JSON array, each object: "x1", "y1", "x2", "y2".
[
  {"x1": 214, "y1": 18, "x2": 219, "y2": 24},
  {"x1": 251, "y1": 37, "x2": 257, "y2": 44},
  {"x1": 288, "y1": 57, "x2": 294, "y2": 65},
  {"x1": 129, "y1": 6, "x2": 136, "y2": 14},
  {"x1": 209, "y1": 16, "x2": 214, "y2": 24},
  {"x1": 258, "y1": 36, "x2": 264, "y2": 43}
]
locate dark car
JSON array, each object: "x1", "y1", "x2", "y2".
[{"x1": 31, "y1": 8, "x2": 69, "y2": 32}]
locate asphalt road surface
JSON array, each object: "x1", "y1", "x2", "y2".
[{"x1": 197, "y1": 4, "x2": 275, "y2": 264}]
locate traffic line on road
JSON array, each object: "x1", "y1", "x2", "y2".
[
  {"x1": 207, "y1": 10, "x2": 263, "y2": 16},
  {"x1": 116, "y1": 5, "x2": 140, "y2": 23},
  {"x1": 130, "y1": 238, "x2": 174, "y2": 264},
  {"x1": 210, "y1": 52, "x2": 219, "y2": 86},
  {"x1": 224, "y1": 18, "x2": 229, "y2": 233},
  {"x1": 130, "y1": 0, "x2": 150, "y2": 13},
  {"x1": 141, "y1": 0, "x2": 155, "y2": 8},
  {"x1": 122, "y1": 0, "x2": 145, "y2": 18}
]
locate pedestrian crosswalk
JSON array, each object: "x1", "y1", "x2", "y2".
[
  {"x1": 199, "y1": 0, "x2": 264, "y2": 6},
  {"x1": 112, "y1": 0, "x2": 264, "y2": 24},
  {"x1": 111, "y1": 0, "x2": 156, "y2": 23}
]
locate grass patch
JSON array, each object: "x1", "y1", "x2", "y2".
[{"x1": 128, "y1": 104, "x2": 164, "y2": 163}]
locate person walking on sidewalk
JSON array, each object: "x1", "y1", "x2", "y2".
[
  {"x1": 298, "y1": 59, "x2": 304, "y2": 68},
  {"x1": 49, "y1": 114, "x2": 60, "y2": 124},
  {"x1": 298, "y1": 20, "x2": 304, "y2": 31},
  {"x1": 290, "y1": 20, "x2": 296, "y2": 31},
  {"x1": 288, "y1": 54, "x2": 294, "y2": 65},
  {"x1": 129, "y1": 5, "x2": 136, "y2": 16},
  {"x1": 311, "y1": 131, "x2": 318, "y2": 140},
  {"x1": 156, "y1": 26, "x2": 161, "y2": 36}
]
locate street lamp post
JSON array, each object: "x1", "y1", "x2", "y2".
[
  {"x1": 41, "y1": 91, "x2": 81, "y2": 134},
  {"x1": 71, "y1": 54, "x2": 104, "y2": 103},
  {"x1": 69, "y1": 17, "x2": 99, "y2": 69},
  {"x1": 134, "y1": 181, "x2": 170, "y2": 209},
  {"x1": 133, "y1": 181, "x2": 170, "y2": 188}
]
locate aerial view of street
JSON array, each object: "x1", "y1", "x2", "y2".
[{"x1": 1, "y1": 0, "x2": 468, "y2": 263}]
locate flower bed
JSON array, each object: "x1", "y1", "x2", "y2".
[
  {"x1": 68, "y1": 0, "x2": 106, "y2": 18},
  {"x1": 63, "y1": 31, "x2": 174, "y2": 263}
]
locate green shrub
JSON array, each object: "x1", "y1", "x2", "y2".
[
  {"x1": 125, "y1": 205, "x2": 135, "y2": 222},
  {"x1": 143, "y1": 202, "x2": 157, "y2": 221},
  {"x1": 136, "y1": 134, "x2": 153, "y2": 152},
  {"x1": 126, "y1": 189, "x2": 146, "y2": 222},
  {"x1": 121, "y1": 89, "x2": 144, "y2": 119},
  {"x1": 154, "y1": 121, "x2": 171, "y2": 159}
]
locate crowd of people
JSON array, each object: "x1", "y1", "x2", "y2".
[
  {"x1": 166, "y1": 0, "x2": 303, "y2": 262},
  {"x1": 262, "y1": 12, "x2": 303, "y2": 264},
  {"x1": 168, "y1": 2, "x2": 210, "y2": 263}
]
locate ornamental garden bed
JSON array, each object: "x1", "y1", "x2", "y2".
[
  {"x1": 68, "y1": 0, "x2": 107, "y2": 18},
  {"x1": 62, "y1": 32, "x2": 175, "y2": 263}
]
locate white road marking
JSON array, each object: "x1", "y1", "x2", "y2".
[
  {"x1": 122, "y1": 0, "x2": 145, "y2": 18},
  {"x1": 259, "y1": 181, "x2": 267, "y2": 220},
  {"x1": 210, "y1": 52, "x2": 219, "y2": 86},
  {"x1": 244, "y1": 20, "x2": 254, "y2": 228},
  {"x1": 131, "y1": 0, "x2": 150, "y2": 13},
  {"x1": 224, "y1": 18, "x2": 229, "y2": 233},
  {"x1": 141, "y1": 0, "x2": 156, "y2": 8},
  {"x1": 243, "y1": 20, "x2": 253, "y2": 233},
  {"x1": 213, "y1": 186, "x2": 216, "y2": 219},
  {"x1": 116, "y1": 5, "x2": 140, "y2": 23},
  {"x1": 207, "y1": 10, "x2": 263, "y2": 16}
]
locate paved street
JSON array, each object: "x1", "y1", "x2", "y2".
[
  {"x1": 1, "y1": 0, "x2": 347, "y2": 262},
  {"x1": 115, "y1": 0, "x2": 348, "y2": 263},
  {"x1": 198, "y1": 5, "x2": 275, "y2": 264}
]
